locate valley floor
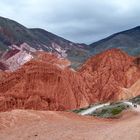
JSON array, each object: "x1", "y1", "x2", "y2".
[{"x1": 0, "y1": 109, "x2": 140, "y2": 140}]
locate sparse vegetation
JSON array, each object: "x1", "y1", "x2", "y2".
[
  {"x1": 72, "y1": 102, "x2": 130, "y2": 118},
  {"x1": 90, "y1": 103, "x2": 127, "y2": 118}
]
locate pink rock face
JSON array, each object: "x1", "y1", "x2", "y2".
[
  {"x1": 0, "y1": 61, "x2": 8, "y2": 71},
  {"x1": 36, "y1": 51, "x2": 71, "y2": 68},
  {"x1": 79, "y1": 49, "x2": 140, "y2": 102},
  {"x1": 0, "y1": 43, "x2": 36, "y2": 71},
  {"x1": 2, "y1": 49, "x2": 20, "y2": 60}
]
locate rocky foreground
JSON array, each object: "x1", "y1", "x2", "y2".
[{"x1": 0, "y1": 109, "x2": 139, "y2": 140}]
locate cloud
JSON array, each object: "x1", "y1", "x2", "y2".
[{"x1": 0, "y1": 0, "x2": 140, "y2": 43}]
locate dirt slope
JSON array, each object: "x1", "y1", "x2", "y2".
[{"x1": 0, "y1": 110, "x2": 139, "y2": 140}]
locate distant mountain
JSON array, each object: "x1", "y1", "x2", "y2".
[
  {"x1": 2, "y1": 16, "x2": 140, "y2": 69},
  {"x1": 90, "y1": 26, "x2": 140, "y2": 56},
  {"x1": 0, "y1": 16, "x2": 90, "y2": 68}
]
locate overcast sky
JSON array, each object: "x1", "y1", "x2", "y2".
[{"x1": 0, "y1": 0, "x2": 140, "y2": 44}]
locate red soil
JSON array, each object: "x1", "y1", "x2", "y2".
[{"x1": 0, "y1": 110, "x2": 139, "y2": 140}]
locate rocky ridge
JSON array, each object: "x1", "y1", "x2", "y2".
[
  {"x1": 0, "y1": 52, "x2": 89, "y2": 111},
  {"x1": 79, "y1": 49, "x2": 140, "y2": 102},
  {"x1": 0, "y1": 49, "x2": 140, "y2": 111}
]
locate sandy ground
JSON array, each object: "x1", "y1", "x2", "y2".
[{"x1": 0, "y1": 109, "x2": 139, "y2": 140}]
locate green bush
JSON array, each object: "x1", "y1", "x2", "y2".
[{"x1": 111, "y1": 108, "x2": 122, "y2": 115}]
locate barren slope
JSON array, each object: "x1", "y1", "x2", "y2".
[{"x1": 0, "y1": 110, "x2": 139, "y2": 140}]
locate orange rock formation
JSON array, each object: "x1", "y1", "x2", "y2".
[
  {"x1": 0, "y1": 52, "x2": 89, "y2": 111},
  {"x1": 79, "y1": 49, "x2": 140, "y2": 102},
  {"x1": 0, "y1": 49, "x2": 140, "y2": 112}
]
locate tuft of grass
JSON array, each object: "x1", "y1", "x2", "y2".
[
  {"x1": 111, "y1": 108, "x2": 123, "y2": 115},
  {"x1": 90, "y1": 103, "x2": 127, "y2": 118}
]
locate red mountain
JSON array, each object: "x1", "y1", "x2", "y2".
[
  {"x1": 79, "y1": 49, "x2": 140, "y2": 102},
  {"x1": 0, "y1": 52, "x2": 89, "y2": 111},
  {"x1": 0, "y1": 49, "x2": 140, "y2": 112}
]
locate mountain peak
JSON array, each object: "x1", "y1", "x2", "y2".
[
  {"x1": 132, "y1": 26, "x2": 140, "y2": 30},
  {"x1": 79, "y1": 48, "x2": 140, "y2": 102},
  {"x1": 90, "y1": 26, "x2": 140, "y2": 56},
  {"x1": 0, "y1": 16, "x2": 91, "y2": 68}
]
